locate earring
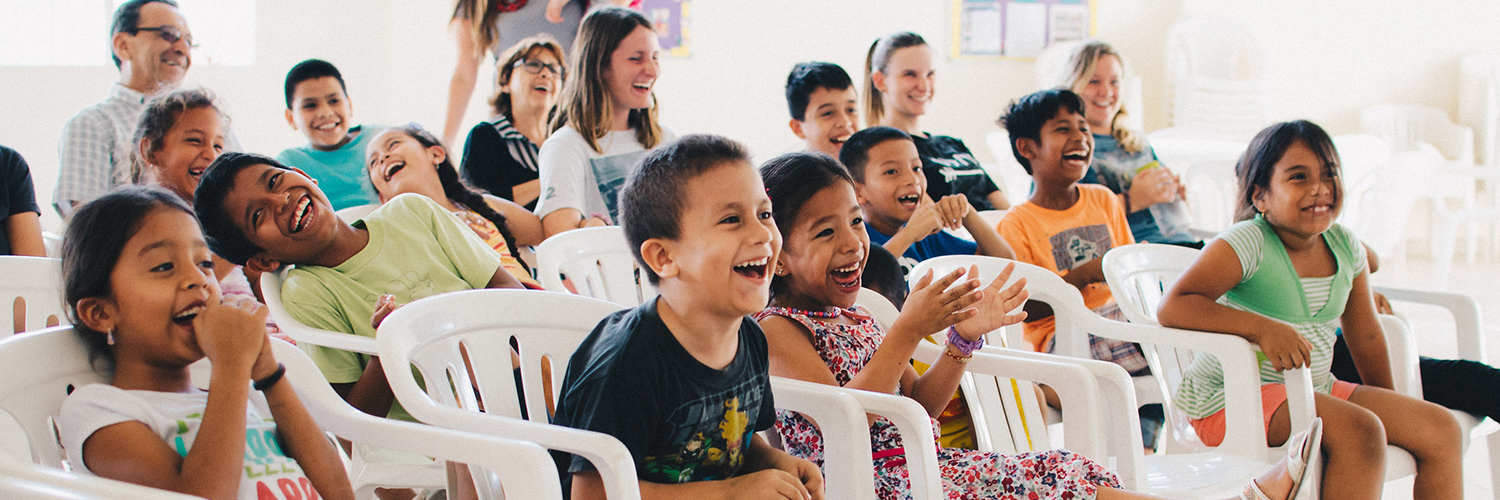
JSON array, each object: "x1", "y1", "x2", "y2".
[
  {"x1": 774, "y1": 264, "x2": 787, "y2": 276},
  {"x1": 105, "y1": 327, "x2": 115, "y2": 346}
]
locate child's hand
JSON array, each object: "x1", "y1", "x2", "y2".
[
  {"x1": 934, "y1": 194, "x2": 970, "y2": 230},
  {"x1": 723, "y1": 469, "x2": 814, "y2": 500},
  {"x1": 370, "y1": 295, "x2": 401, "y2": 329},
  {"x1": 901, "y1": 196, "x2": 948, "y2": 240},
  {"x1": 891, "y1": 267, "x2": 983, "y2": 342},
  {"x1": 1128, "y1": 168, "x2": 1181, "y2": 209},
  {"x1": 1256, "y1": 324, "x2": 1314, "y2": 371},
  {"x1": 250, "y1": 331, "x2": 280, "y2": 381},
  {"x1": 545, "y1": 0, "x2": 568, "y2": 23},
  {"x1": 194, "y1": 294, "x2": 269, "y2": 369},
  {"x1": 953, "y1": 263, "x2": 1029, "y2": 340},
  {"x1": 782, "y1": 455, "x2": 824, "y2": 500}
]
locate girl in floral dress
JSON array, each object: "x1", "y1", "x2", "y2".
[{"x1": 756, "y1": 151, "x2": 1314, "y2": 500}]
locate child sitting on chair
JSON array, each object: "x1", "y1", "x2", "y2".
[{"x1": 550, "y1": 135, "x2": 824, "y2": 499}]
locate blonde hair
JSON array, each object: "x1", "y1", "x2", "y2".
[
  {"x1": 550, "y1": 7, "x2": 662, "y2": 154},
  {"x1": 451, "y1": 0, "x2": 502, "y2": 56},
  {"x1": 1059, "y1": 41, "x2": 1146, "y2": 153},
  {"x1": 491, "y1": 35, "x2": 567, "y2": 119},
  {"x1": 862, "y1": 32, "x2": 927, "y2": 128}
]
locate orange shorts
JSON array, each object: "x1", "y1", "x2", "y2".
[{"x1": 1189, "y1": 381, "x2": 1358, "y2": 447}]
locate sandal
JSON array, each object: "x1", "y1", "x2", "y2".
[{"x1": 1240, "y1": 417, "x2": 1323, "y2": 500}]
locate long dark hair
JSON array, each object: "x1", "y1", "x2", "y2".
[
  {"x1": 63, "y1": 186, "x2": 195, "y2": 365},
  {"x1": 760, "y1": 151, "x2": 856, "y2": 300},
  {"x1": 1233, "y1": 120, "x2": 1342, "y2": 222},
  {"x1": 390, "y1": 124, "x2": 526, "y2": 267}
]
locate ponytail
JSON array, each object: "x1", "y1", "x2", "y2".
[{"x1": 863, "y1": 32, "x2": 928, "y2": 128}]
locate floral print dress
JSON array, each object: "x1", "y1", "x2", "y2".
[{"x1": 756, "y1": 306, "x2": 1121, "y2": 500}]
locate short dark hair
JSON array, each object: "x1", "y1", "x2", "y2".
[
  {"x1": 132, "y1": 87, "x2": 223, "y2": 185},
  {"x1": 760, "y1": 151, "x2": 855, "y2": 299},
  {"x1": 862, "y1": 244, "x2": 908, "y2": 309},
  {"x1": 284, "y1": 59, "x2": 347, "y2": 109},
  {"x1": 1233, "y1": 120, "x2": 1341, "y2": 222},
  {"x1": 785, "y1": 62, "x2": 854, "y2": 121},
  {"x1": 999, "y1": 88, "x2": 1086, "y2": 174},
  {"x1": 620, "y1": 135, "x2": 751, "y2": 285},
  {"x1": 111, "y1": 0, "x2": 179, "y2": 68},
  {"x1": 838, "y1": 126, "x2": 912, "y2": 183},
  {"x1": 194, "y1": 152, "x2": 294, "y2": 265},
  {"x1": 63, "y1": 185, "x2": 193, "y2": 366}
]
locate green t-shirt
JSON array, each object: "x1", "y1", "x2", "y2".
[{"x1": 282, "y1": 193, "x2": 502, "y2": 419}]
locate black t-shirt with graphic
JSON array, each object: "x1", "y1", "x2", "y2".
[
  {"x1": 913, "y1": 133, "x2": 1000, "y2": 211},
  {"x1": 551, "y1": 298, "x2": 775, "y2": 484}
]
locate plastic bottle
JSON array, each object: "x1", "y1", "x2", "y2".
[{"x1": 1136, "y1": 161, "x2": 1193, "y2": 238}]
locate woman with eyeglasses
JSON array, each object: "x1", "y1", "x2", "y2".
[{"x1": 458, "y1": 35, "x2": 568, "y2": 210}]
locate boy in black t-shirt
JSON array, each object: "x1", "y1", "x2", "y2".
[{"x1": 551, "y1": 135, "x2": 824, "y2": 499}]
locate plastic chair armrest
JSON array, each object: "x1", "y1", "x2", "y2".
[
  {"x1": 838, "y1": 388, "x2": 945, "y2": 500},
  {"x1": 1372, "y1": 285, "x2": 1486, "y2": 363},
  {"x1": 770, "y1": 377, "x2": 877, "y2": 499}
]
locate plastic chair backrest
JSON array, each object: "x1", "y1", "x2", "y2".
[
  {"x1": 0, "y1": 460, "x2": 201, "y2": 499},
  {"x1": 0, "y1": 256, "x2": 66, "y2": 335},
  {"x1": 1162, "y1": 18, "x2": 1270, "y2": 135},
  {"x1": 1346, "y1": 149, "x2": 1442, "y2": 258},
  {"x1": 1360, "y1": 104, "x2": 1476, "y2": 163},
  {"x1": 1099, "y1": 244, "x2": 1202, "y2": 419},
  {"x1": 260, "y1": 268, "x2": 376, "y2": 354},
  {"x1": 535, "y1": 226, "x2": 658, "y2": 307},
  {"x1": 335, "y1": 204, "x2": 379, "y2": 224},
  {"x1": 982, "y1": 130, "x2": 1036, "y2": 204},
  {"x1": 0, "y1": 326, "x2": 106, "y2": 466},
  {"x1": 1459, "y1": 53, "x2": 1500, "y2": 166},
  {"x1": 909, "y1": 256, "x2": 1091, "y2": 358}
]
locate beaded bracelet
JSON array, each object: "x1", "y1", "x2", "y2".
[{"x1": 943, "y1": 344, "x2": 974, "y2": 363}]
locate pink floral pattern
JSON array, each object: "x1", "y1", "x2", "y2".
[{"x1": 758, "y1": 306, "x2": 1120, "y2": 500}]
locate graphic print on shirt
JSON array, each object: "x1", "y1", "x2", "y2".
[
  {"x1": 1048, "y1": 224, "x2": 1113, "y2": 272},
  {"x1": 589, "y1": 151, "x2": 650, "y2": 223},
  {"x1": 169, "y1": 412, "x2": 319, "y2": 500},
  {"x1": 642, "y1": 378, "x2": 767, "y2": 483}
]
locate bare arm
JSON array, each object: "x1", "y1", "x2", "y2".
[
  {"x1": 1157, "y1": 238, "x2": 1313, "y2": 370},
  {"x1": 483, "y1": 195, "x2": 544, "y2": 246},
  {"x1": 330, "y1": 358, "x2": 394, "y2": 418},
  {"x1": 962, "y1": 208, "x2": 1013, "y2": 259},
  {"x1": 254, "y1": 339, "x2": 354, "y2": 500},
  {"x1": 985, "y1": 190, "x2": 1011, "y2": 211},
  {"x1": 486, "y1": 263, "x2": 526, "y2": 289},
  {"x1": 443, "y1": 17, "x2": 484, "y2": 147},
  {"x1": 1340, "y1": 270, "x2": 1393, "y2": 389},
  {"x1": 510, "y1": 179, "x2": 541, "y2": 209},
  {"x1": 3, "y1": 212, "x2": 45, "y2": 256},
  {"x1": 542, "y1": 208, "x2": 607, "y2": 239},
  {"x1": 570, "y1": 436, "x2": 823, "y2": 500}
]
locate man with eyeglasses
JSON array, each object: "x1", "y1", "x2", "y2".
[{"x1": 54, "y1": 0, "x2": 236, "y2": 218}]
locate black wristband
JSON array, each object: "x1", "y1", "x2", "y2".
[{"x1": 253, "y1": 363, "x2": 286, "y2": 391}]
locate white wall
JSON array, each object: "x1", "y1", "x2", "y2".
[{"x1": 5, "y1": 0, "x2": 1495, "y2": 234}]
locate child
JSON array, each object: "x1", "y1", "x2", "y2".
[
  {"x1": 194, "y1": 152, "x2": 526, "y2": 421},
  {"x1": 459, "y1": 35, "x2": 567, "y2": 211},
  {"x1": 277, "y1": 59, "x2": 382, "y2": 211},
  {"x1": 368, "y1": 124, "x2": 543, "y2": 288},
  {"x1": 757, "y1": 152, "x2": 1309, "y2": 500},
  {"x1": 130, "y1": 88, "x2": 278, "y2": 335},
  {"x1": 841, "y1": 126, "x2": 1014, "y2": 273},
  {"x1": 864, "y1": 32, "x2": 1009, "y2": 211},
  {"x1": 535, "y1": 6, "x2": 676, "y2": 238},
  {"x1": 1158, "y1": 120, "x2": 1464, "y2": 500},
  {"x1": 56, "y1": 186, "x2": 354, "y2": 500},
  {"x1": 785, "y1": 62, "x2": 859, "y2": 158},
  {"x1": 861, "y1": 244, "x2": 908, "y2": 309},
  {"x1": 1053, "y1": 41, "x2": 1197, "y2": 247},
  {"x1": 550, "y1": 135, "x2": 824, "y2": 499}
]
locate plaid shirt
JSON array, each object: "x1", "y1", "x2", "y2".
[{"x1": 54, "y1": 83, "x2": 146, "y2": 217}]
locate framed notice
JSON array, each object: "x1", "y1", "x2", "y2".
[
  {"x1": 952, "y1": 0, "x2": 1095, "y2": 60},
  {"x1": 640, "y1": 0, "x2": 690, "y2": 57}
]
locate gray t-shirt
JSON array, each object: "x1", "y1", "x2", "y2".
[{"x1": 534, "y1": 126, "x2": 676, "y2": 223}]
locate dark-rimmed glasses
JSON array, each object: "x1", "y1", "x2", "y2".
[
  {"x1": 132, "y1": 25, "x2": 198, "y2": 49},
  {"x1": 513, "y1": 59, "x2": 564, "y2": 79}
]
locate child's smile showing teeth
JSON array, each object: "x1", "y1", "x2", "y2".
[
  {"x1": 829, "y1": 262, "x2": 863, "y2": 291},
  {"x1": 383, "y1": 161, "x2": 406, "y2": 182},
  {"x1": 172, "y1": 303, "x2": 205, "y2": 329},
  {"x1": 289, "y1": 194, "x2": 313, "y2": 234},
  {"x1": 897, "y1": 193, "x2": 921, "y2": 210},
  {"x1": 733, "y1": 257, "x2": 770, "y2": 281}
]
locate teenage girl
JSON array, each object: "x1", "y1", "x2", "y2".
[
  {"x1": 535, "y1": 6, "x2": 675, "y2": 238},
  {"x1": 758, "y1": 151, "x2": 1312, "y2": 500},
  {"x1": 367, "y1": 124, "x2": 542, "y2": 287},
  {"x1": 1158, "y1": 120, "x2": 1464, "y2": 500},
  {"x1": 56, "y1": 186, "x2": 354, "y2": 500},
  {"x1": 864, "y1": 32, "x2": 1010, "y2": 211}
]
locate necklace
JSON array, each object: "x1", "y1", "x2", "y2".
[
  {"x1": 786, "y1": 307, "x2": 846, "y2": 319},
  {"x1": 494, "y1": 0, "x2": 527, "y2": 13}
]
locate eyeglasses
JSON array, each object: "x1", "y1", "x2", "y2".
[
  {"x1": 513, "y1": 59, "x2": 564, "y2": 78},
  {"x1": 132, "y1": 25, "x2": 198, "y2": 49}
]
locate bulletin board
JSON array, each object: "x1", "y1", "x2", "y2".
[
  {"x1": 951, "y1": 0, "x2": 1095, "y2": 60},
  {"x1": 640, "y1": 0, "x2": 691, "y2": 57}
]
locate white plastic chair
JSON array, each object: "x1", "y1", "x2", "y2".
[
  {"x1": 534, "y1": 226, "x2": 657, "y2": 306},
  {"x1": 41, "y1": 231, "x2": 63, "y2": 258},
  {"x1": 982, "y1": 130, "x2": 1038, "y2": 207},
  {"x1": 1102, "y1": 244, "x2": 1500, "y2": 495},
  {"x1": 912, "y1": 255, "x2": 1320, "y2": 498},
  {"x1": 1162, "y1": 18, "x2": 1271, "y2": 138},
  {"x1": 259, "y1": 268, "x2": 450, "y2": 495},
  {"x1": 0, "y1": 256, "x2": 65, "y2": 334},
  {"x1": 0, "y1": 326, "x2": 566, "y2": 499},
  {"x1": 336, "y1": 204, "x2": 380, "y2": 224},
  {"x1": 0, "y1": 460, "x2": 200, "y2": 500}
]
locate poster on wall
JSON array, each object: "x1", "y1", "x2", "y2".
[
  {"x1": 640, "y1": 0, "x2": 690, "y2": 57},
  {"x1": 952, "y1": 0, "x2": 1094, "y2": 59}
]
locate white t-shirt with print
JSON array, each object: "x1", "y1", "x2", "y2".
[
  {"x1": 534, "y1": 125, "x2": 677, "y2": 224},
  {"x1": 59, "y1": 384, "x2": 319, "y2": 500}
]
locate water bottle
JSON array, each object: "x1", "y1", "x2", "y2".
[{"x1": 1136, "y1": 161, "x2": 1193, "y2": 238}]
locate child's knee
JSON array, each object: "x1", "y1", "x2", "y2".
[
  {"x1": 1414, "y1": 400, "x2": 1464, "y2": 451},
  {"x1": 1325, "y1": 405, "x2": 1386, "y2": 459}
]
